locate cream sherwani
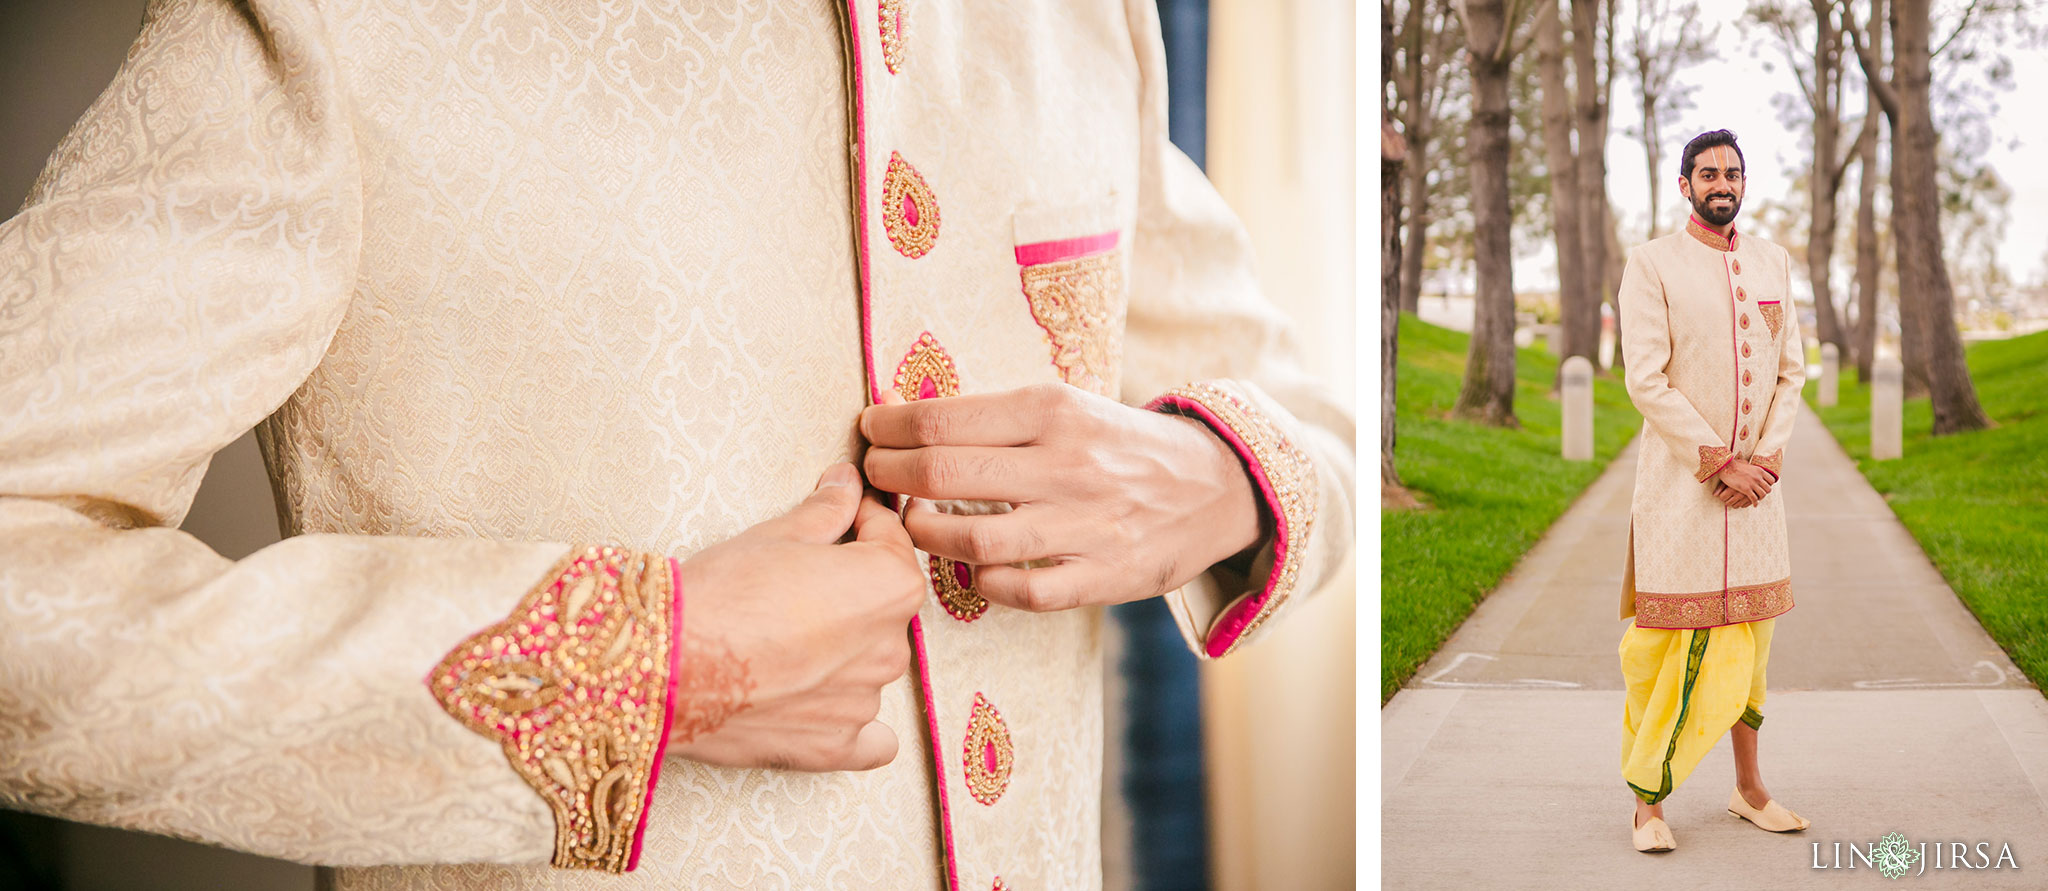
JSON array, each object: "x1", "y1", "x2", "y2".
[
  {"x1": 1617, "y1": 216, "x2": 1804, "y2": 629},
  {"x1": 0, "y1": 1, "x2": 1354, "y2": 889}
]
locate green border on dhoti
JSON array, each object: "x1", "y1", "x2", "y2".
[
  {"x1": 1628, "y1": 627, "x2": 1712, "y2": 805},
  {"x1": 1741, "y1": 705, "x2": 1764, "y2": 731}
]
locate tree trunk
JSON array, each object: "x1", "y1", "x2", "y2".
[
  {"x1": 1537, "y1": 0, "x2": 1587, "y2": 378},
  {"x1": 1884, "y1": 111, "x2": 1929, "y2": 399},
  {"x1": 1891, "y1": 0, "x2": 1990, "y2": 433},
  {"x1": 1399, "y1": 142, "x2": 1431, "y2": 314},
  {"x1": 1454, "y1": 0, "x2": 1519, "y2": 426},
  {"x1": 1852, "y1": 94, "x2": 1881, "y2": 384},
  {"x1": 1384, "y1": 115, "x2": 1416, "y2": 504},
  {"x1": 1569, "y1": 0, "x2": 1608, "y2": 376},
  {"x1": 1806, "y1": 3, "x2": 1848, "y2": 359},
  {"x1": 1642, "y1": 98, "x2": 1662, "y2": 238}
]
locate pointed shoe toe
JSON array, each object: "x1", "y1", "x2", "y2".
[
  {"x1": 1632, "y1": 814, "x2": 1676, "y2": 853},
  {"x1": 1728, "y1": 789, "x2": 1810, "y2": 832}
]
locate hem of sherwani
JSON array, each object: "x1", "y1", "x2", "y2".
[
  {"x1": 1143, "y1": 380, "x2": 1319, "y2": 659},
  {"x1": 425, "y1": 546, "x2": 683, "y2": 873},
  {"x1": 1620, "y1": 618, "x2": 1775, "y2": 805},
  {"x1": 1631, "y1": 578, "x2": 1795, "y2": 630}
]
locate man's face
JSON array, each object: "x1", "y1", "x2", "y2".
[{"x1": 1680, "y1": 145, "x2": 1744, "y2": 227}]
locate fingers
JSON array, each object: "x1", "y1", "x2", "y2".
[
  {"x1": 852, "y1": 487, "x2": 915, "y2": 551},
  {"x1": 860, "y1": 385, "x2": 1064, "y2": 448},
  {"x1": 767, "y1": 463, "x2": 863, "y2": 544},
  {"x1": 903, "y1": 499, "x2": 1061, "y2": 565},
  {"x1": 847, "y1": 720, "x2": 900, "y2": 771},
  {"x1": 974, "y1": 561, "x2": 1094, "y2": 613},
  {"x1": 864, "y1": 445, "x2": 1045, "y2": 502}
]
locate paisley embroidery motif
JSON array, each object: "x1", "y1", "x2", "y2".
[
  {"x1": 893, "y1": 331, "x2": 960, "y2": 402},
  {"x1": 1752, "y1": 449, "x2": 1783, "y2": 476},
  {"x1": 931, "y1": 554, "x2": 988, "y2": 622},
  {"x1": 427, "y1": 547, "x2": 677, "y2": 873},
  {"x1": 1019, "y1": 248, "x2": 1126, "y2": 397},
  {"x1": 878, "y1": 0, "x2": 907, "y2": 74},
  {"x1": 882, "y1": 152, "x2": 939, "y2": 258},
  {"x1": 1758, "y1": 301, "x2": 1784, "y2": 340},
  {"x1": 1695, "y1": 445, "x2": 1734, "y2": 483},
  {"x1": 963, "y1": 692, "x2": 1015, "y2": 805}
]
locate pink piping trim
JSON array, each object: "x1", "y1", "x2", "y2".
[
  {"x1": 845, "y1": 6, "x2": 956, "y2": 886},
  {"x1": 625, "y1": 557, "x2": 687, "y2": 872},
  {"x1": 849, "y1": 0, "x2": 880, "y2": 406},
  {"x1": 1722, "y1": 253, "x2": 1739, "y2": 601},
  {"x1": 912, "y1": 615, "x2": 959, "y2": 891},
  {"x1": 1013, "y1": 231, "x2": 1120, "y2": 266},
  {"x1": 1144, "y1": 394, "x2": 1290, "y2": 658}
]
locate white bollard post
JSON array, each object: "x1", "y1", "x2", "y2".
[
  {"x1": 1820, "y1": 343, "x2": 1839, "y2": 408},
  {"x1": 1562, "y1": 355, "x2": 1594, "y2": 461},
  {"x1": 1872, "y1": 357, "x2": 1903, "y2": 460}
]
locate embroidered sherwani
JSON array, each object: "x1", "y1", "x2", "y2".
[
  {"x1": 1614, "y1": 215, "x2": 1802, "y2": 804},
  {"x1": 1617, "y1": 216, "x2": 1803, "y2": 629},
  {"x1": 0, "y1": 1, "x2": 1355, "y2": 889}
]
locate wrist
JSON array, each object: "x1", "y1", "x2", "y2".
[{"x1": 1169, "y1": 413, "x2": 1265, "y2": 569}]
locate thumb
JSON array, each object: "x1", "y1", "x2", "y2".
[{"x1": 771, "y1": 463, "x2": 863, "y2": 544}]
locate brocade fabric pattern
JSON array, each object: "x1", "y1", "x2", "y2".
[{"x1": 0, "y1": 0, "x2": 1357, "y2": 887}]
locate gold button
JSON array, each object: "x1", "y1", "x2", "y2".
[
  {"x1": 1736, "y1": 287, "x2": 1747, "y2": 301},
  {"x1": 1740, "y1": 315, "x2": 1750, "y2": 329},
  {"x1": 1742, "y1": 398, "x2": 1753, "y2": 414},
  {"x1": 1743, "y1": 370, "x2": 1753, "y2": 385},
  {"x1": 1741, "y1": 424, "x2": 1751, "y2": 439},
  {"x1": 1732, "y1": 259, "x2": 1743, "y2": 274},
  {"x1": 1743, "y1": 343, "x2": 1753, "y2": 357}
]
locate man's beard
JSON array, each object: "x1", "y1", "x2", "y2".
[{"x1": 1692, "y1": 190, "x2": 1741, "y2": 227}]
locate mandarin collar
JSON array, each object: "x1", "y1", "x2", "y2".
[{"x1": 1684, "y1": 213, "x2": 1738, "y2": 252}]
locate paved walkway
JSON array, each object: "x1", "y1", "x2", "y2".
[{"x1": 1382, "y1": 402, "x2": 2048, "y2": 888}]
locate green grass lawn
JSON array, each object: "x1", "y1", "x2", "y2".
[
  {"x1": 1808, "y1": 331, "x2": 2048, "y2": 691},
  {"x1": 1381, "y1": 315, "x2": 1641, "y2": 703}
]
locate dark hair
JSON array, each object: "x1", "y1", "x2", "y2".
[{"x1": 1680, "y1": 129, "x2": 1745, "y2": 178}]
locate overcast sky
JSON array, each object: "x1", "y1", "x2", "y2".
[{"x1": 1522, "y1": 1, "x2": 2046, "y2": 293}]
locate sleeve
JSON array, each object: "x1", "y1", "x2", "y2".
[
  {"x1": 1117, "y1": 0, "x2": 1357, "y2": 660},
  {"x1": 1748, "y1": 245, "x2": 1808, "y2": 481},
  {"x1": 0, "y1": 0, "x2": 678, "y2": 873},
  {"x1": 1617, "y1": 245, "x2": 1737, "y2": 484}
]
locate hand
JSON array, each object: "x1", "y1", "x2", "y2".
[
  {"x1": 664, "y1": 463, "x2": 925, "y2": 772},
  {"x1": 1713, "y1": 480, "x2": 1756, "y2": 509},
  {"x1": 860, "y1": 382, "x2": 1263, "y2": 613},
  {"x1": 1712, "y1": 458, "x2": 1773, "y2": 505}
]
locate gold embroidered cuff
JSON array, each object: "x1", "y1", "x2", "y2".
[
  {"x1": 1144, "y1": 381, "x2": 1319, "y2": 658},
  {"x1": 1753, "y1": 449, "x2": 1783, "y2": 480},
  {"x1": 1695, "y1": 445, "x2": 1735, "y2": 483},
  {"x1": 427, "y1": 546, "x2": 680, "y2": 873}
]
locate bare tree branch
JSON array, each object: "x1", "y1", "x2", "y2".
[
  {"x1": 1931, "y1": 0, "x2": 1984, "y2": 59},
  {"x1": 1845, "y1": 0, "x2": 1899, "y2": 117},
  {"x1": 1830, "y1": 110, "x2": 1877, "y2": 188}
]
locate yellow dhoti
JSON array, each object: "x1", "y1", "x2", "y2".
[{"x1": 1619, "y1": 617, "x2": 1775, "y2": 804}]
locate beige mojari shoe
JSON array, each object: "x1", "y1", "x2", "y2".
[
  {"x1": 1632, "y1": 812, "x2": 1676, "y2": 852},
  {"x1": 1728, "y1": 788, "x2": 1811, "y2": 832}
]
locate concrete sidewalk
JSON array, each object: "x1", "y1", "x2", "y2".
[{"x1": 1382, "y1": 403, "x2": 2048, "y2": 888}]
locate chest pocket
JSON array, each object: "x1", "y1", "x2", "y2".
[{"x1": 1012, "y1": 197, "x2": 1127, "y2": 398}]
